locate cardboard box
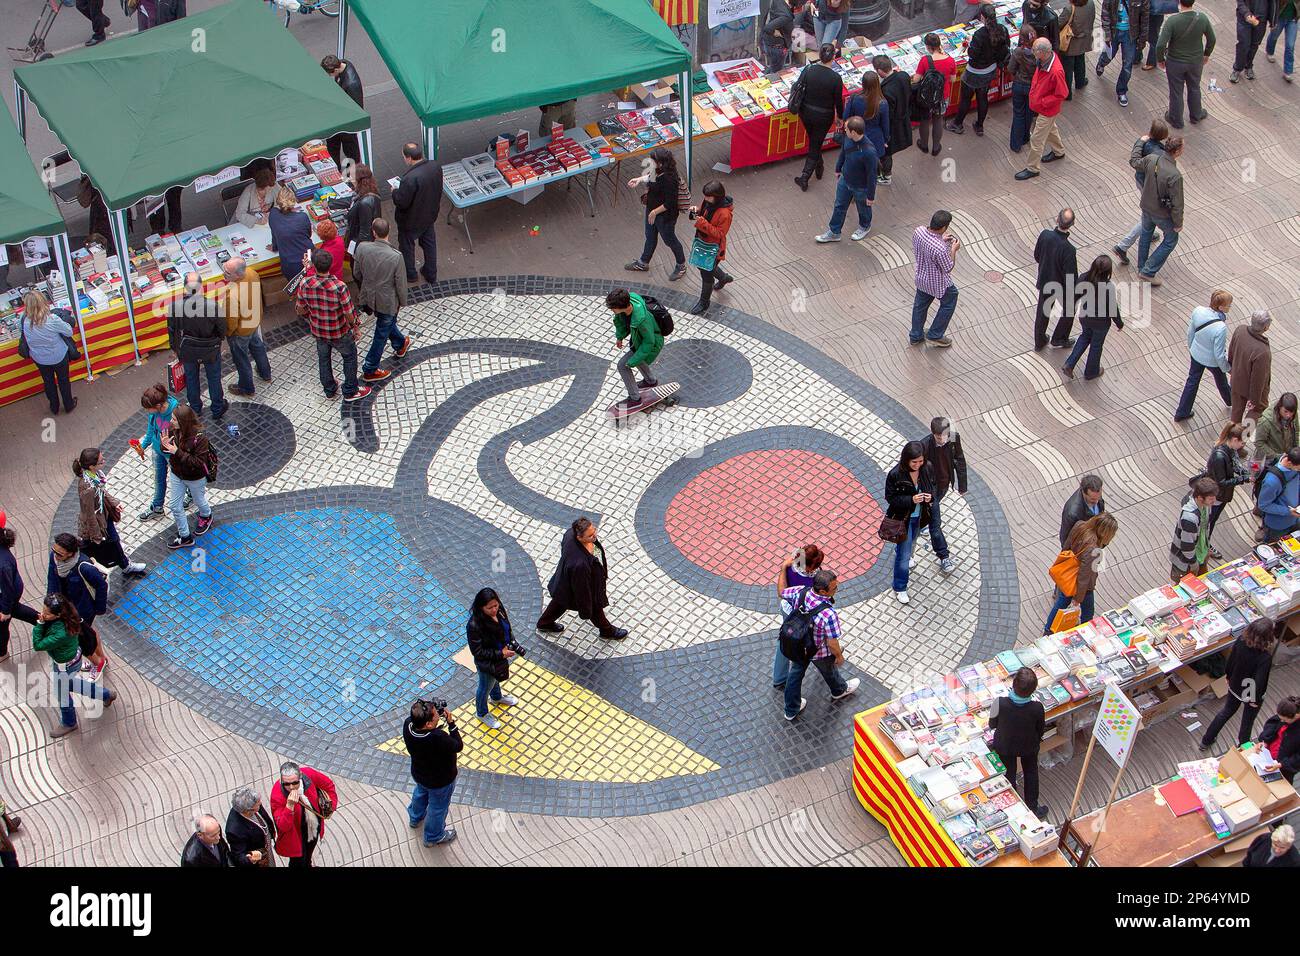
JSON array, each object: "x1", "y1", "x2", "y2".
[
  {"x1": 1194, "y1": 849, "x2": 1247, "y2": 867},
  {"x1": 1219, "y1": 747, "x2": 1297, "y2": 812},
  {"x1": 1139, "y1": 676, "x2": 1196, "y2": 721},
  {"x1": 1222, "y1": 796, "x2": 1262, "y2": 833}
]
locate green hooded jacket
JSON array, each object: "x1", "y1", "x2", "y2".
[{"x1": 613, "y1": 293, "x2": 664, "y2": 369}]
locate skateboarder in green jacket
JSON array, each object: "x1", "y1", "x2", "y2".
[{"x1": 606, "y1": 288, "x2": 663, "y2": 408}]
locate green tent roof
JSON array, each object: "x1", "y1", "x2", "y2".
[
  {"x1": 14, "y1": 0, "x2": 370, "y2": 210},
  {"x1": 348, "y1": 0, "x2": 690, "y2": 129},
  {"x1": 0, "y1": 110, "x2": 63, "y2": 244}
]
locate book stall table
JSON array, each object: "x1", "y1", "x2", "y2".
[
  {"x1": 852, "y1": 540, "x2": 1300, "y2": 867},
  {"x1": 441, "y1": 130, "x2": 613, "y2": 253}
]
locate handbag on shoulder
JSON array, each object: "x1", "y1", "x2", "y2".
[{"x1": 877, "y1": 516, "x2": 908, "y2": 544}]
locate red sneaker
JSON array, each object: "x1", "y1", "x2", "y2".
[
  {"x1": 395, "y1": 336, "x2": 413, "y2": 358},
  {"x1": 362, "y1": 368, "x2": 392, "y2": 383},
  {"x1": 343, "y1": 385, "x2": 373, "y2": 402}
]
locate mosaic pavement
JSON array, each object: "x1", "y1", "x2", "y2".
[{"x1": 51, "y1": 277, "x2": 1017, "y2": 816}]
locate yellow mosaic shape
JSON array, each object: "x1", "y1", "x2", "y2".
[{"x1": 378, "y1": 658, "x2": 719, "y2": 782}]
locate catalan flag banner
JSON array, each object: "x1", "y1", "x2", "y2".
[{"x1": 652, "y1": 0, "x2": 698, "y2": 25}]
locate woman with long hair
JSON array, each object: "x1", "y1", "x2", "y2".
[
  {"x1": 466, "y1": 587, "x2": 526, "y2": 729},
  {"x1": 345, "y1": 163, "x2": 383, "y2": 246},
  {"x1": 844, "y1": 71, "x2": 889, "y2": 156},
  {"x1": 160, "y1": 405, "x2": 216, "y2": 550},
  {"x1": 1061, "y1": 254, "x2": 1123, "y2": 380},
  {"x1": 946, "y1": 4, "x2": 1010, "y2": 136},
  {"x1": 1043, "y1": 512, "x2": 1119, "y2": 633},
  {"x1": 625, "y1": 147, "x2": 687, "y2": 280},
  {"x1": 1008, "y1": 24, "x2": 1039, "y2": 151},
  {"x1": 1204, "y1": 422, "x2": 1250, "y2": 559},
  {"x1": 1200, "y1": 618, "x2": 1278, "y2": 750},
  {"x1": 1253, "y1": 392, "x2": 1299, "y2": 460},
  {"x1": 20, "y1": 291, "x2": 78, "y2": 415},
  {"x1": 33, "y1": 591, "x2": 117, "y2": 737},
  {"x1": 73, "y1": 447, "x2": 146, "y2": 577},
  {"x1": 884, "y1": 440, "x2": 936, "y2": 605},
  {"x1": 688, "y1": 180, "x2": 735, "y2": 315}
]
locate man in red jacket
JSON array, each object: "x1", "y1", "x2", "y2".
[{"x1": 1016, "y1": 38, "x2": 1070, "y2": 180}]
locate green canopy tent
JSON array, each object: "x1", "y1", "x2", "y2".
[
  {"x1": 13, "y1": 0, "x2": 372, "y2": 361},
  {"x1": 338, "y1": 0, "x2": 695, "y2": 181},
  {"x1": 0, "y1": 110, "x2": 92, "y2": 375}
]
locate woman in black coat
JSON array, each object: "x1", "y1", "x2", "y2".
[
  {"x1": 885, "y1": 440, "x2": 935, "y2": 605},
  {"x1": 876, "y1": 58, "x2": 913, "y2": 184},
  {"x1": 989, "y1": 667, "x2": 1049, "y2": 819},
  {"x1": 1199, "y1": 618, "x2": 1277, "y2": 750},
  {"x1": 1061, "y1": 254, "x2": 1123, "y2": 381},
  {"x1": 226, "y1": 787, "x2": 278, "y2": 867},
  {"x1": 1204, "y1": 422, "x2": 1250, "y2": 558},
  {"x1": 535, "y1": 517, "x2": 627, "y2": 640},
  {"x1": 466, "y1": 587, "x2": 525, "y2": 729},
  {"x1": 794, "y1": 44, "x2": 845, "y2": 191},
  {"x1": 625, "y1": 148, "x2": 686, "y2": 280}
]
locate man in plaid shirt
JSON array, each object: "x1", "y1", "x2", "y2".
[
  {"x1": 295, "y1": 249, "x2": 372, "y2": 402},
  {"x1": 778, "y1": 569, "x2": 859, "y2": 720},
  {"x1": 910, "y1": 209, "x2": 961, "y2": 348}
]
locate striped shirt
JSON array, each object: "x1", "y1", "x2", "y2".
[
  {"x1": 913, "y1": 226, "x2": 955, "y2": 298},
  {"x1": 780, "y1": 586, "x2": 841, "y2": 660}
]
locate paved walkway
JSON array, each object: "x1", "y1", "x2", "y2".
[{"x1": 4, "y1": 0, "x2": 1300, "y2": 865}]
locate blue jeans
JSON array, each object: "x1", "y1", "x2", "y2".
[
  {"x1": 475, "y1": 670, "x2": 502, "y2": 717},
  {"x1": 910, "y1": 285, "x2": 958, "y2": 342},
  {"x1": 408, "y1": 780, "x2": 455, "y2": 844},
  {"x1": 1064, "y1": 325, "x2": 1109, "y2": 379},
  {"x1": 315, "y1": 335, "x2": 360, "y2": 398},
  {"x1": 783, "y1": 655, "x2": 848, "y2": 717},
  {"x1": 1174, "y1": 357, "x2": 1232, "y2": 419},
  {"x1": 227, "y1": 329, "x2": 271, "y2": 392},
  {"x1": 1146, "y1": 14, "x2": 1165, "y2": 66},
  {"x1": 363, "y1": 312, "x2": 407, "y2": 374},
  {"x1": 52, "y1": 655, "x2": 114, "y2": 729},
  {"x1": 827, "y1": 178, "x2": 873, "y2": 235},
  {"x1": 183, "y1": 356, "x2": 227, "y2": 418},
  {"x1": 892, "y1": 515, "x2": 921, "y2": 592},
  {"x1": 1267, "y1": 18, "x2": 1298, "y2": 75},
  {"x1": 149, "y1": 446, "x2": 169, "y2": 511},
  {"x1": 928, "y1": 498, "x2": 950, "y2": 560},
  {"x1": 773, "y1": 641, "x2": 791, "y2": 687},
  {"x1": 813, "y1": 14, "x2": 843, "y2": 45},
  {"x1": 761, "y1": 38, "x2": 788, "y2": 75},
  {"x1": 167, "y1": 471, "x2": 212, "y2": 539},
  {"x1": 640, "y1": 214, "x2": 685, "y2": 266},
  {"x1": 1098, "y1": 29, "x2": 1136, "y2": 95},
  {"x1": 1043, "y1": 588, "x2": 1095, "y2": 634},
  {"x1": 1137, "y1": 212, "x2": 1179, "y2": 277},
  {"x1": 1010, "y1": 79, "x2": 1034, "y2": 152}
]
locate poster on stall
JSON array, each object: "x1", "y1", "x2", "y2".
[
  {"x1": 21, "y1": 237, "x2": 51, "y2": 268},
  {"x1": 708, "y1": 0, "x2": 758, "y2": 26},
  {"x1": 1092, "y1": 684, "x2": 1142, "y2": 769}
]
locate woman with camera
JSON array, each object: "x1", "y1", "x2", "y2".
[{"x1": 467, "y1": 587, "x2": 525, "y2": 730}]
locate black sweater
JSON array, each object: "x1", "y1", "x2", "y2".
[
  {"x1": 989, "y1": 697, "x2": 1047, "y2": 757},
  {"x1": 403, "y1": 717, "x2": 463, "y2": 789},
  {"x1": 800, "y1": 63, "x2": 845, "y2": 117},
  {"x1": 644, "y1": 170, "x2": 681, "y2": 219},
  {"x1": 884, "y1": 463, "x2": 936, "y2": 526},
  {"x1": 965, "y1": 23, "x2": 1010, "y2": 70},
  {"x1": 1257, "y1": 715, "x2": 1300, "y2": 782},
  {"x1": 1225, "y1": 639, "x2": 1273, "y2": 702}
]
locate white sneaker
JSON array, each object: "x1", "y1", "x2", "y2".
[
  {"x1": 784, "y1": 698, "x2": 808, "y2": 721},
  {"x1": 908, "y1": 555, "x2": 917, "y2": 570},
  {"x1": 477, "y1": 713, "x2": 502, "y2": 730},
  {"x1": 124, "y1": 561, "x2": 147, "y2": 575},
  {"x1": 896, "y1": 590, "x2": 910, "y2": 605},
  {"x1": 832, "y1": 678, "x2": 861, "y2": 700},
  {"x1": 851, "y1": 226, "x2": 871, "y2": 241},
  {"x1": 815, "y1": 231, "x2": 842, "y2": 243},
  {"x1": 940, "y1": 558, "x2": 955, "y2": 574},
  {"x1": 495, "y1": 694, "x2": 518, "y2": 707}
]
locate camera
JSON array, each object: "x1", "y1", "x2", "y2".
[{"x1": 507, "y1": 640, "x2": 527, "y2": 658}]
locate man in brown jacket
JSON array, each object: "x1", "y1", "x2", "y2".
[
  {"x1": 222, "y1": 258, "x2": 272, "y2": 397},
  {"x1": 1228, "y1": 309, "x2": 1272, "y2": 424}
]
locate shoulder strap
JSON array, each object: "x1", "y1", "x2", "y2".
[
  {"x1": 76, "y1": 561, "x2": 98, "y2": 597},
  {"x1": 1193, "y1": 315, "x2": 1225, "y2": 334}
]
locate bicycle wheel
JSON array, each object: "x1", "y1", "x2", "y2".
[{"x1": 316, "y1": 0, "x2": 341, "y2": 16}]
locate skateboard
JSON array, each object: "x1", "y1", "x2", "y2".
[{"x1": 605, "y1": 382, "x2": 681, "y2": 427}]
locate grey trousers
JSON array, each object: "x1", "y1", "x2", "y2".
[
  {"x1": 617, "y1": 352, "x2": 653, "y2": 402},
  {"x1": 1165, "y1": 58, "x2": 1204, "y2": 126}
]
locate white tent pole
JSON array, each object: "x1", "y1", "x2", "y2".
[
  {"x1": 53, "y1": 232, "x2": 93, "y2": 381},
  {"x1": 13, "y1": 81, "x2": 26, "y2": 142},
  {"x1": 680, "y1": 69, "x2": 693, "y2": 193},
  {"x1": 359, "y1": 128, "x2": 374, "y2": 170},
  {"x1": 423, "y1": 124, "x2": 439, "y2": 161},
  {"x1": 110, "y1": 209, "x2": 141, "y2": 364},
  {"x1": 337, "y1": 0, "x2": 348, "y2": 59}
]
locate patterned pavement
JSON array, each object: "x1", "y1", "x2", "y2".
[{"x1": 5, "y1": 0, "x2": 1300, "y2": 864}]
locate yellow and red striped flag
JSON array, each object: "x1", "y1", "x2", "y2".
[{"x1": 652, "y1": 0, "x2": 698, "y2": 25}]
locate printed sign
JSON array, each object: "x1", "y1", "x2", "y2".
[
  {"x1": 194, "y1": 166, "x2": 240, "y2": 193},
  {"x1": 708, "y1": 0, "x2": 759, "y2": 27},
  {"x1": 1093, "y1": 684, "x2": 1141, "y2": 769}
]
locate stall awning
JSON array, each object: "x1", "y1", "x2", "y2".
[
  {"x1": 347, "y1": 0, "x2": 690, "y2": 129},
  {"x1": 14, "y1": 0, "x2": 371, "y2": 210},
  {"x1": 0, "y1": 111, "x2": 63, "y2": 244}
]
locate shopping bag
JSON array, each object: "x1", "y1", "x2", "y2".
[
  {"x1": 1050, "y1": 607, "x2": 1081, "y2": 633},
  {"x1": 1047, "y1": 549, "x2": 1080, "y2": 597},
  {"x1": 167, "y1": 360, "x2": 186, "y2": 394},
  {"x1": 688, "y1": 237, "x2": 719, "y2": 271}
]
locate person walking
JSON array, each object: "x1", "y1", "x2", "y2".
[
  {"x1": 226, "y1": 787, "x2": 277, "y2": 867},
  {"x1": 1173, "y1": 290, "x2": 1233, "y2": 422},
  {"x1": 1096, "y1": 0, "x2": 1151, "y2": 106},
  {"x1": 1232, "y1": 0, "x2": 1273, "y2": 82},
  {"x1": 1009, "y1": 25, "x2": 1040, "y2": 152},
  {"x1": 267, "y1": 187, "x2": 313, "y2": 285},
  {"x1": 793, "y1": 44, "x2": 845, "y2": 191},
  {"x1": 844, "y1": 71, "x2": 890, "y2": 157},
  {"x1": 19, "y1": 292, "x2": 78, "y2": 416},
  {"x1": 1253, "y1": 394, "x2": 1298, "y2": 460},
  {"x1": 624, "y1": 148, "x2": 688, "y2": 280},
  {"x1": 773, "y1": 545, "x2": 827, "y2": 688},
  {"x1": 1170, "y1": 475, "x2": 1220, "y2": 581},
  {"x1": 180, "y1": 815, "x2": 231, "y2": 868},
  {"x1": 1265, "y1": 0, "x2": 1298, "y2": 81},
  {"x1": 920, "y1": 417, "x2": 967, "y2": 574},
  {"x1": 402, "y1": 698, "x2": 462, "y2": 847},
  {"x1": 605, "y1": 288, "x2": 664, "y2": 409},
  {"x1": 1022, "y1": 0, "x2": 1062, "y2": 48},
  {"x1": 947, "y1": 4, "x2": 1011, "y2": 135},
  {"x1": 1155, "y1": 0, "x2": 1216, "y2": 129},
  {"x1": 778, "y1": 569, "x2": 859, "y2": 720},
  {"x1": 812, "y1": 0, "x2": 850, "y2": 47},
  {"x1": 1113, "y1": 119, "x2": 1170, "y2": 266},
  {"x1": 33, "y1": 592, "x2": 116, "y2": 738},
  {"x1": 910, "y1": 210, "x2": 960, "y2": 347},
  {"x1": 815, "y1": 117, "x2": 878, "y2": 242},
  {"x1": 136, "y1": 384, "x2": 180, "y2": 522},
  {"x1": 1060, "y1": 0, "x2": 1097, "y2": 97},
  {"x1": 912, "y1": 34, "x2": 957, "y2": 157},
  {"x1": 1032, "y1": 208, "x2": 1078, "y2": 350},
  {"x1": 166, "y1": 272, "x2": 228, "y2": 420},
  {"x1": 1255, "y1": 447, "x2": 1300, "y2": 542},
  {"x1": 1199, "y1": 618, "x2": 1276, "y2": 750},
  {"x1": 536, "y1": 517, "x2": 628, "y2": 640},
  {"x1": 345, "y1": 164, "x2": 383, "y2": 247},
  {"x1": 221, "y1": 258, "x2": 272, "y2": 397},
  {"x1": 161, "y1": 406, "x2": 215, "y2": 550},
  {"x1": 1061, "y1": 255, "x2": 1124, "y2": 380},
  {"x1": 47, "y1": 533, "x2": 110, "y2": 678},
  {"x1": 270, "y1": 761, "x2": 337, "y2": 868},
  {"x1": 989, "y1": 668, "x2": 1050, "y2": 819},
  {"x1": 874, "y1": 55, "x2": 913, "y2": 182},
  {"x1": 1045, "y1": 513, "x2": 1118, "y2": 632},
  {"x1": 688, "y1": 181, "x2": 735, "y2": 315},
  {"x1": 1015, "y1": 38, "x2": 1069, "y2": 180},
  {"x1": 1227, "y1": 310, "x2": 1273, "y2": 424},
  {"x1": 391, "y1": 143, "x2": 442, "y2": 285},
  {"x1": 74, "y1": 448, "x2": 147, "y2": 581},
  {"x1": 1130, "y1": 133, "x2": 1184, "y2": 285},
  {"x1": 320, "y1": 55, "x2": 364, "y2": 166},
  {"x1": 352, "y1": 218, "x2": 412, "y2": 384},
  {"x1": 1205, "y1": 422, "x2": 1251, "y2": 558},
  {"x1": 886, "y1": 440, "x2": 937, "y2": 605},
  {"x1": 1060, "y1": 474, "x2": 1106, "y2": 544},
  {"x1": 1144, "y1": 0, "x2": 1181, "y2": 67},
  {"x1": 295, "y1": 249, "x2": 372, "y2": 402},
  {"x1": 466, "y1": 587, "x2": 525, "y2": 730},
  {"x1": 0, "y1": 513, "x2": 39, "y2": 664},
  {"x1": 75, "y1": 0, "x2": 110, "y2": 45}
]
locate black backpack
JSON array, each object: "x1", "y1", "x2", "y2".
[
  {"x1": 913, "y1": 55, "x2": 947, "y2": 116},
  {"x1": 642, "y1": 295, "x2": 674, "y2": 336},
  {"x1": 778, "y1": 587, "x2": 821, "y2": 664}
]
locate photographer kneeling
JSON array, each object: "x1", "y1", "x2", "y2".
[
  {"x1": 403, "y1": 697, "x2": 463, "y2": 847},
  {"x1": 467, "y1": 587, "x2": 526, "y2": 730}
]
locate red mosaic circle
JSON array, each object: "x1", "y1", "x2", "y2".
[{"x1": 665, "y1": 450, "x2": 883, "y2": 586}]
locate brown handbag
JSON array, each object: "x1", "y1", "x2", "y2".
[{"x1": 878, "y1": 516, "x2": 909, "y2": 544}]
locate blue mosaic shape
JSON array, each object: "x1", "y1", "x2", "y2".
[{"x1": 114, "y1": 507, "x2": 465, "y2": 732}]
